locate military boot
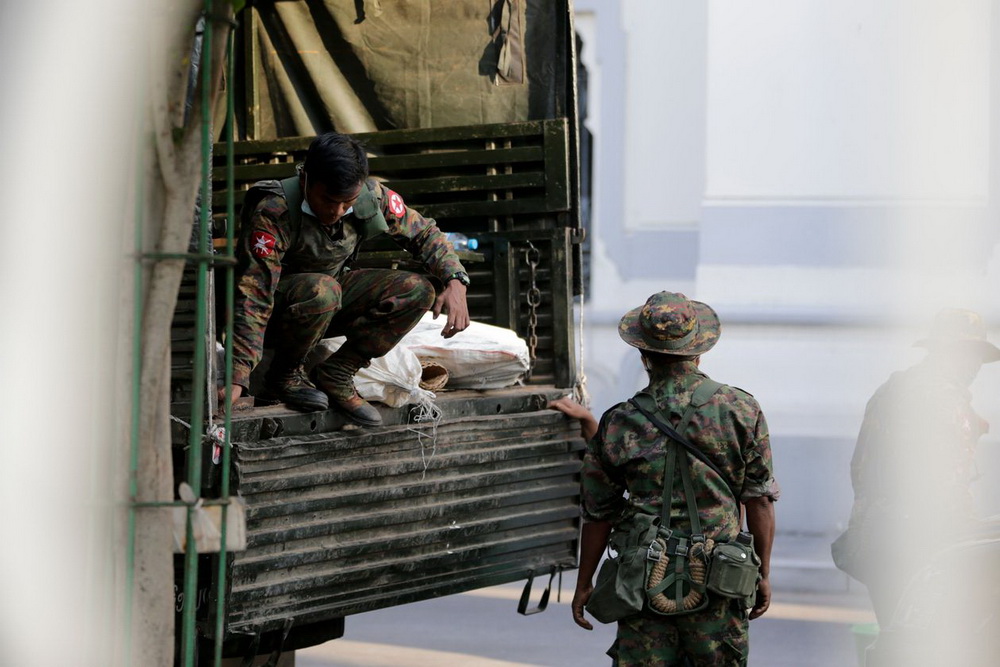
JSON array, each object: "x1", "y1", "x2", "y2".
[
  {"x1": 264, "y1": 361, "x2": 329, "y2": 412},
  {"x1": 313, "y1": 348, "x2": 382, "y2": 427}
]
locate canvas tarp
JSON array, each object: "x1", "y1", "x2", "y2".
[{"x1": 238, "y1": 0, "x2": 570, "y2": 138}]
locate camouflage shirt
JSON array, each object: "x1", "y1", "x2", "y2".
[
  {"x1": 581, "y1": 361, "x2": 778, "y2": 541},
  {"x1": 231, "y1": 178, "x2": 466, "y2": 388}
]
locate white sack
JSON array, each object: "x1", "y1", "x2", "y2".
[{"x1": 401, "y1": 313, "x2": 530, "y2": 389}]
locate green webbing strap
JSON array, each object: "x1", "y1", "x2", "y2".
[
  {"x1": 679, "y1": 448, "x2": 702, "y2": 536},
  {"x1": 659, "y1": 441, "x2": 679, "y2": 527},
  {"x1": 280, "y1": 176, "x2": 389, "y2": 243},
  {"x1": 674, "y1": 538, "x2": 686, "y2": 607},
  {"x1": 279, "y1": 176, "x2": 302, "y2": 226},
  {"x1": 642, "y1": 379, "x2": 725, "y2": 533}
]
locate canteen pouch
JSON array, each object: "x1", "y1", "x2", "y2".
[
  {"x1": 585, "y1": 513, "x2": 659, "y2": 624},
  {"x1": 706, "y1": 534, "x2": 761, "y2": 600}
]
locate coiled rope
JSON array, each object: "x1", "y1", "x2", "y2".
[{"x1": 646, "y1": 537, "x2": 715, "y2": 613}]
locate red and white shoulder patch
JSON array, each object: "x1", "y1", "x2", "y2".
[
  {"x1": 387, "y1": 189, "x2": 406, "y2": 218},
  {"x1": 251, "y1": 231, "x2": 277, "y2": 258}
]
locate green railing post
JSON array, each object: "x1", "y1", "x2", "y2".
[
  {"x1": 213, "y1": 22, "x2": 238, "y2": 666},
  {"x1": 181, "y1": 1, "x2": 215, "y2": 664},
  {"x1": 125, "y1": 83, "x2": 146, "y2": 667}
]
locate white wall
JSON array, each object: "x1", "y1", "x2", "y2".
[
  {"x1": 575, "y1": 0, "x2": 1000, "y2": 534},
  {"x1": 705, "y1": 0, "x2": 991, "y2": 203}
]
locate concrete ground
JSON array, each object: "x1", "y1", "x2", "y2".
[{"x1": 292, "y1": 532, "x2": 876, "y2": 667}]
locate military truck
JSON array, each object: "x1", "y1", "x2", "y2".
[{"x1": 169, "y1": 0, "x2": 587, "y2": 660}]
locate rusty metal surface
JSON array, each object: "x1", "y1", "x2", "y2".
[{"x1": 221, "y1": 393, "x2": 584, "y2": 637}]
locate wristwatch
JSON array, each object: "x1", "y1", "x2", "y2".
[{"x1": 446, "y1": 271, "x2": 471, "y2": 287}]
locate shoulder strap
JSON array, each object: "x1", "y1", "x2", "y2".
[
  {"x1": 278, "y1": 176, "x2": 302, "y2": 227},
  {"x1": 239, "y1": 179, "x2": 285, "y2": 231},
  {"x1": 630, "y1": 380, "x2": 741, "y2": 511}
]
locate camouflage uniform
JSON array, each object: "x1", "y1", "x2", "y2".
[
  {"x1": 232, "y1": 176, "x2": 466, "y2": 393},
  {"x1": 582, "y1": 360, "x2": 777, "y2": 666}
]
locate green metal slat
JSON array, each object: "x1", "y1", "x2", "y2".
[
  {"x1": 372, "y1": 171, "x2": 546, "y2": 197},
  {"x1": 230, "y1": 526, "x2": 577, "y2": 610},
  {"x1": 213, "y1": 120, "x2": 551, "y2": 157},
  {"x1": 409, "y1": 197, "x2": 559, "y2": 219},
  {"x1": 210, "y1": 168, "x2": 549, "y2": 211},
  {"x1": 227, "y1": 541, "x2": 576, "y2": 632},
  {"x1": 236, "y1": 502, "x2": 579, "y2": 572},
  {"x1": 210, "y1": 161, "x2": 299, "y2": 182},
  {"x1": 353, "y1": 119, "x2": 549, "y2": 147},
  {"x1": 236, "y1": 439, "x2": 577, "y2": 495},
  {"x1": 367, "y1": 146, "x2": 543, "y2": 172},
  {"x1": 549, "y1": 230, "x2": 575, "y2": 388},
  {"x1": 236, "y1": 421, "x2": 577, "y2": 473},
  {"x1": 244, "y1": 482, "x2": 579, "y2": 548},
  {"x1": 543, "y1": 118, "x2": 571, "y2": 212},
  {"x1": 243, "y1": 460, "x2": 581, "y2": 521},
  {"x1": 234, "y1": 409, "x2": 576, "y2": 459}
]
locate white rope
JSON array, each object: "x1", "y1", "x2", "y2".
[
  {"x1": 170, "y1": 415, "x2": 193, "y2": 430},
  {"x1": 573, "y1": 274, "x2": 591, "y2": 409},
  {"x1": 407, "y1": 391, "x2": 443, "y2": 480}
]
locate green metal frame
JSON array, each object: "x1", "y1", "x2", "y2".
[
  {"x1": 126, "y1": 3, "x2": 237, "y2": 665},
  {"x1": 214, "y1": 24, "x2": 238, "y2": 666}
]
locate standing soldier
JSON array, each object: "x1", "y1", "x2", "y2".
[
  {"x1": 835, "y1": 308, "x2": 999, "y2": 627},
  {"x1": 224, "y1": 132, "x2": 471, "y2": 426},
  {"x1": 552, "y1": 291, "x2": 779, "y2": 666}
]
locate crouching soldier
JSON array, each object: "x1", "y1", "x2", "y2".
[{"x1": 223, "y1": 132, "x2": 471, "y2": 426}]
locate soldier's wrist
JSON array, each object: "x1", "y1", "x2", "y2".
[{"x1": 445, "y1": 270, "x2": 471, "y2": 287}]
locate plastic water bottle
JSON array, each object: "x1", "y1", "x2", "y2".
[{"x1": 445, "y1": 232, "x2": 478, "y2": 251}]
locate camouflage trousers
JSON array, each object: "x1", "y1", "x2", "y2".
[
  {"x1": 266, "y1": 268, "x2": 435, "y2": 368},
  {"x1": 610, "y1": 597, "x2": 749, "y2": 667}
]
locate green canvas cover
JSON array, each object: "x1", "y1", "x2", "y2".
[{"x1": 239, "y1": 0, "x2": 571, "y2": 139}]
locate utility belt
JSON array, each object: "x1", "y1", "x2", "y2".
[
  {"x1": 644, "y1": 527, "x2": 760, "y2": 616},
  {"x1": 585, "y1": 380, "x2": 761, "y2": 623}
]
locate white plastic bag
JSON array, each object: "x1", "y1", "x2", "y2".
[{"x1": 401, "y1": 313, "x2": 530, "y2": 389}]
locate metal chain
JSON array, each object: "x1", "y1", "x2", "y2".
[{"x1": 524, "y1": 242, "x2": 542, "y2": 378}]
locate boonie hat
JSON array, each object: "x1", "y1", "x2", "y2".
[
  {"x1": 915, "y1": 308, "x2": 1000, "y2": 363},
  {"x1": 618, "y1": 291, "x2": 720, "y2": 355}
]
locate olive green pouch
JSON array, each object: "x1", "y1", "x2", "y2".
[
  {"x1": 706, "y1": 535, "x2": 761, "y2": 600},
  {"x1": 585, "y1": 513, "x2": 659, "y2": 624},
  {"x1": 350, "y1": 183, "x2": 390, "y2": 239}
]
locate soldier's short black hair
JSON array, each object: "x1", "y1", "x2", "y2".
[
  {"x1": 303, "y1": 132, "x2": 369, "y2": 195},
  {"x1": 641, "y1": 349, "x2": 697, "y2": 367}
]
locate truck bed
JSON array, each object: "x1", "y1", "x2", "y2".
[{"x1": 210, "y1": 386, "x2": 584, "y2": 646}]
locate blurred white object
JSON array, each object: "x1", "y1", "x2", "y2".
[{"x1": 172, "y1": 483, "x2": 247, "y2": 554}]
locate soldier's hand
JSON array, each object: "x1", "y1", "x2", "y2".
[
  {"x1": 572, "y1": 583, "x2": 594, "y2": 630},
  {"x1": 749, "y1": 577, "x2": 771, "y2": 620},
  {"x1": 548, "y1": 397, "x2": 589, "y2": 420},
  {"x1": 433, "y1": 281, "x2": 470, "y2": 338},
  {"x1": 217, "y1": 384, "x2": 244, "y2": 405},
  {"x1": 548, "y1": 397, "x2": 599, "y2": 440}
]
